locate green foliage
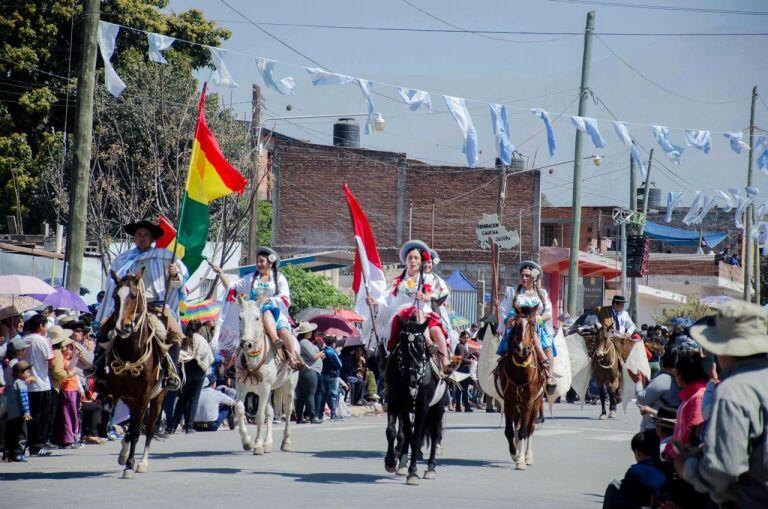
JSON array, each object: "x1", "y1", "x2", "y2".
[
  {"x1": 281, "y1": 265, "x2": 352, "y2": 317},
  {"x1": 257, "y1": 200, "x2": 273, "y2": 247},
  {"x1": 0, "y1": 0, "x2": 230, "y2": 231},
  {"x1": 652, "y1": 297, "x2": 716, "y2": 325}
]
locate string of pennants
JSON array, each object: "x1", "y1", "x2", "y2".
[{"x1": 98, "y1": 21, "x2": 768, "y2": 173}]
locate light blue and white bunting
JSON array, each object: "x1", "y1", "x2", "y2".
[
  {"x1": 397, "y1": 87, "x2": 432, "y2": 113},
  {"x1": 571, "y1": 116, "x2": 606, "y2": 149},
  {"x1": 724, "y1": 132, "x2": 750, "y2": 154},
  {"x1": 756, "y1": 136, "x2": 768, "y2": 174},
  {"x1": 356, "y1": 79, "x2": 376, "y2": 135},
  {"x1": 97, "y1": 21, "x2": 126, "y2": 97},
  {"x1": 530, "y1": 108, "x2": 556, "y2": 157},
  {"x1": 489, "y1": 104, "x2": 514, "y2": 166},
  {"x1": 256, "y1": 58, "x2": 296, "y2": 95},
  {"x1": 613, "y1": 121, "x2": 646, "y2": 176},
  {"x1": 210, "y1": 48, "x2": 239, "y2": 89},
  {"x1": 444, "y1": 95, "x2": 479, "y2": 167},
  {"x1": 665, "y1": 191, "x2": 685, "y2": 223},
  {"x1": 305, "y1": 67, "x2": 354, "y2": 86},
  {"x1": 684, "y1": 130, "x2": 711, "y2": 154},
  {"x1": 147, "y1": 33, "x2": 175, "y2": 64},
  {"x1": 650, "y1": 125, "x2": 685, "y2": 164}
]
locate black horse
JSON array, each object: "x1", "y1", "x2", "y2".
[{"x1": 384, "y1": 315, "x2": 447, "y2": 485}]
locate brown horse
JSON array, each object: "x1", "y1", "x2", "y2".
[
  {"x1": 104, "y1": 269, "x2": 167, "y2": 479},
  {"x1": 590, "y1": 326, "x2": 626, "y2": 419},
  {"x1": 494, "y1": 309, "x2": 546, "y2": 470}
]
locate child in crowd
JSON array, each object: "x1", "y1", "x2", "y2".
[
  {"x1": 4, "y1": 361, "x2": 33, "y2": 462},
  {"x1": 603, "y1": 431, "x2": 667, "y2": 509}
]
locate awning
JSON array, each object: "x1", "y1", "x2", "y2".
[
  {"x1": 540, "y1": 246, "x2": 621, "y2": 278},
  {"x1": 229, "y1": 250, "x2": 355, "y2": 276},
  {"x1": 445, "y1": 270, "x2": 477, "y2": 292},
  {"x1": 644, "y1": 221, "x2": 728, "y2": 248}
]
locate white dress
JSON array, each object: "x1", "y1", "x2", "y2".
[
  {"x1": 375, "y1": 273, "x2": 432, "y2": 349},
  {"x1": 213, "y1": 271, "x2": 293, "y2": 355}
]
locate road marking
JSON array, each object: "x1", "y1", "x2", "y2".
[{"x1": 590, "y1": 433, "x2": 636, "y2": 441}]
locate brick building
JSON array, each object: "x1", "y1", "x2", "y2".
[
  {"x1": 269, "y1": 137, "x2": 541, "y2": 288},
  {"x1": 540, "y1": 206, "x2": 619, "y2": 251}
]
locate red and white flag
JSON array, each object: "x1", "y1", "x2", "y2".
[{"x1": 342, "y1": 184, "x2": 387, "y2": 340}]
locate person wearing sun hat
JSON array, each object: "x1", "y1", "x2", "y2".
[
  {"x1": 671, "y1": 301, "x2": 768, "y2": 507},
  {"x1": 369, "y1": 240, "x2": 450, "y2": 370},
  {"x1": 212, "y1": 246, "x2": 303, "y2": 370}
]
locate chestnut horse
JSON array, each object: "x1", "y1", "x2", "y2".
[
  {"x1": 494, "y1": 309, "x2": 546, "y2": 470},
  {"x1": 591, "y1": 326, "x2": 624, "y2": 419},
  {"x1": 104, "y1": 269, "x2": 168, "y2": 479}
]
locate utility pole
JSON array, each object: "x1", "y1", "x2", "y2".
[
  {"x1": 744, "y1": 86, "x2": 757, "y2": 302},
  {"x1": 567, "y1": 10, "x2": 596, "y2": 316},
  {"x1": 247, "y1": 84, "x2": 262, "y2": 264},
  {"x1": 64, "y1": 0, "x2": 99, "y2": 293},
  {"x1": 639, "y1": 149, "x2": 655, "y2": 233},
  {"x1": 493, "y1": 164, "x2": 508, "y2": 312},
  {"x1": 628, "y1": 151, "x2": 638, "y2": 323}
]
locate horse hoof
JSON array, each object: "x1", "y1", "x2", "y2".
[
  {"x1": 396, "y1": 466, "x2": 408, "y2": 477},
  {"x1": 264, "y1": 444, "x2": 273, "y2": 453},
  {"x1": 406, "y1": 474, "x2": 420, "y2": 486},
  {"x1": 136, "y1": 461, "x2": 149, "y2": 473},
  {"x1": 423, "y1": 469, "x2": 436, "y2": 480},
  {"x1": 526, "y1": 459, "x2": 534, "y2": 466},
  {"x1": 598, "y1": 414, "x2": 608, "y2": 420},
  {"x1": 122, "y1": 469, "x2": 135, "y2": 479},
  {"x1": 242, "y1": 442, "x2": 253, "y2": 451},
  {"x1": 281, "y1": 442, "x2": 291, "y2": 452},
  {"x1": 253, "y1": 446, "x2": 264, "y2": 455},
  {"x1": 515, "y1": 463, "x2": 527, "y2": 471}
]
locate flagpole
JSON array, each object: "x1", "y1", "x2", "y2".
[{"x1": 161, "y1": 84, "x2": 207, "y2": 313}]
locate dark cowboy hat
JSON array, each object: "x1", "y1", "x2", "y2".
[
  {"x1": 612, "y1": 295, "x2": 627, "y2": 304},
  {"x1": 58, "y1": 315, "x2": 85, "y2": 330},
  {"x1": 399, "y1": 240, "x2": 430, "y2": 265},
  {"x1": 123, "y1": 219, "x2": 164, "y2": 240},
  {"x1": 255, "y1": 246, "x2": 280, "y2": 265},
  {"x1": 651, "y1": 405, "x2": 677, "y2": 429}
]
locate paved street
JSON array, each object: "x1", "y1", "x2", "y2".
[{"x1": 2, "y1": 403, "x2": 640, "y2": 508}]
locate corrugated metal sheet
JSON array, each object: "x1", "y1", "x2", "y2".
[{"x1": 451, "y1": 291, "x2": 477, "y2": 326}]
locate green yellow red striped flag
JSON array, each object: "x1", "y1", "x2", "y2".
[{"x1": 175, "y1": 85, "x2": 247, "y2": 273}]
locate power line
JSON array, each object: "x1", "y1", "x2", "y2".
[
  {"x1": 595, "y1": 36, "x2": 750, "y2": 105},
  {"x1": 547, "y1": 0, "x2": 768, "y2": 16},
  {"x1": 400, "y1": 0, "x2": 575, "y2": 43}
]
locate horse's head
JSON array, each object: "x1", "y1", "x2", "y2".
[
  {"x1": 110, "y1": 268, "x2": 146, "y2": 339},
  {"x1": 594, "y1": 323, "x2": 616, "y2": 360},
  {"x1": 508, "y1": 307, "x2": 538, "y2": 360},
  {"x1": 238, "y1": 295, "x2": 267, "y2": 367},
  {"x1": 395, "y1": 314, "x2": 430, "y2": 386}
]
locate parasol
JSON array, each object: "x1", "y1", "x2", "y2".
[
  {"x1": 27, "y1": 287, "x2": 89, "y2": 313},
  {"x1": 0, "y1": 275, "x2": 56, "y2": 296},
  {"x1": 308, "y1": 314, "x2": 361, "y2": 339}
]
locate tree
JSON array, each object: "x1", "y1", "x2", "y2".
[
  {"x1": 0, "y1": 0, "x2": 230, "y2": 231},
  {"x1": 281, "y1": 265, "x2": 352, "y2": 317},
  {"x1": 652, "y1": 297, "x2": 716, "y2": 325}
]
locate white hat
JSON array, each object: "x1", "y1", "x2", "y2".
[
  {"x1": 399, "y1": 240, "x2": 430, "y2": 265},
  {"x1": 294, "y1": 321, "x2": 318, "y2": 335},
  {"x1": 47, "y1": 325, "x2": 74, "y2": 347},
  {"x1": 11, "y1": 336, "x2": 29, "y2": 351}
]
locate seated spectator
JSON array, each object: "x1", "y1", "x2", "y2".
[
  {"x1": 193, "y1": 378, "x2": 236, "y2": 431},
  {"x1": 629, "y1": 347, "x2": 681, "y2": 432},
  {"x1": 340, "y1": 345, "x2": 366, "y2": 405},
  {"x1": 80, "y1": 378, "x2": 105, "y2": 444},
  {"x1": 603, "y1": 431, "x2": 666, "y2": 509}
]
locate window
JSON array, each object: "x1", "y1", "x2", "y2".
[{"x1": 542, "y1": 224, "x2": 556, "y2": 247}]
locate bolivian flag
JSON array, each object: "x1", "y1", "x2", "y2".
[{"x1": 175, "y1": 85, "x2": 248, "y2": 274}]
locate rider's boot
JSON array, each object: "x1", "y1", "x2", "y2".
[{"x1": 162, "y1": 343, "x2": 182, "y2": 392}]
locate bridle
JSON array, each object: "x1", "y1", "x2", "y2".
[
  {"x1": 114, "y1": 276, "x2": 148, "y2": 340},
  {"x1": 495, "y1": 315, "x2": 545, "y2": 407},
  {"x1": 394, "y1": 325, "x2": 429, "y2": 403}
]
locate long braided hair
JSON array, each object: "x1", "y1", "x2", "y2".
[
  {"x1": 392, "y1": 247, "x2": 422, "y2": 296},
  {"x1": 514, "y1": 268, "x2": 546, "y2": 314}
]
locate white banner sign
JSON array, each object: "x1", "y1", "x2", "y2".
[{"x1": 476, "y1": 213, "x2": 520, "y2": 250}]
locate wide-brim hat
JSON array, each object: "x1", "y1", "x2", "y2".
[
  {"x1": 255, "y1": 246, "x2": 279, "y2": 265},
  {"x1": 399, "y1": 240, "x2": 430, "y2": 265},
  {"x1": 123, "y1": 220, "x2": 164, "y2": 240},
  {"x1": 651, "y1": 405, "x2": 678, "y2": 429},
  {"x1": 0, "y1": 305, "x2": 21, "y2": 321},
  {"x1": 57, "y1": 316, "x2": 85, "y2": 330},
  {"x1": 294, "y1": 321, "x2": 318, "y2": 335},
  {"x1": 518, "y1": 260, "x2": 542, "y2": 280},
  {"x1": 690, "y1": 301, "x2": 768, "y2": 357},
  {"x1": 47, "y1": 325, "x2": 74, "y2": 346},
  {"x1": 612, "y1": 295, "x2": 627, "y2": 304},
  {"x1": 11, "y1": 336, "x2": 29, "y2": 351},
  {"x1": 429, "y1": 249, "x2": 441, "y2": 267}
]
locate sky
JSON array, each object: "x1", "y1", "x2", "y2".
[{"x1": 161, "y1": 0, "x2": 768, "y2": 208}]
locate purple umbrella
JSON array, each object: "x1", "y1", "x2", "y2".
[
  {"x1": 308, "y1": 315, "x2": 360, "y2": 339},
  {"x1": 28, "y1": 287, "x2": 89, "y2": 313}
]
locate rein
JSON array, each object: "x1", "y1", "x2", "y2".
[
  {"x1": 107, "y1": 279, "x2": 157, "y2": 378},
  {"x1": 495, "y1": 317, "x2": 546, "y2": 409},
  {"x1": 593, "y1": 332, "x2": 619, "y2": 370}
]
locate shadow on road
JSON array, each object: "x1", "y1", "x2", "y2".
[
  {"x1": 148, "y1": 450, "x2": 236, "y2": 459},
  {"x1": 166, "y1": 467, "x2": 244, "y2": 475},
  {"x1": 260, "y1": 471, "x2": 395, "y2": 484},
  {"x1": 297, "y1": 449, "x2": 383, "y2": 460},
  {"x1": 0, "y1": 471, "x2": 110, "y2": 481}
]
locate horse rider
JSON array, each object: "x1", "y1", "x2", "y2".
[
  {"x1": 423, "y1": 248, "x2": 458, "y2": 362},
  {"x1": 369, "y1": 240, "x2": 450, "y2": 372},
  {"x1": 595, "y1": 295, "x2": 636, "y2": 338},
  {"x1": 496, "y1": 260, "x2": 558, "y2": 389},
  {"x1": 212, "y1": 247, "x2": 304, "y2": 370},
  {"x1": 92, "y1": 219, "x2": 188, "y2": 391}
]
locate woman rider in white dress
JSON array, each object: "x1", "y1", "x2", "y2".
[
  {"x1": 368, "y1": 240, "x2": 450, "y2": 371},
  {"x1": 213, "y1": 247, "x2": 303, "y2": 370},
  {"x1": 496, "y1": 261, "x2": 557, "y2": 387}
]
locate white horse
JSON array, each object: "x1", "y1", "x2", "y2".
[{"x1": 233, "y1": 299, "x2": 299, "y2": 455}]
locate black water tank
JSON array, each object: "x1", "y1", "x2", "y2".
[{"x1": 333, "y1": 118, "x2": 360, "y2": 148}]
